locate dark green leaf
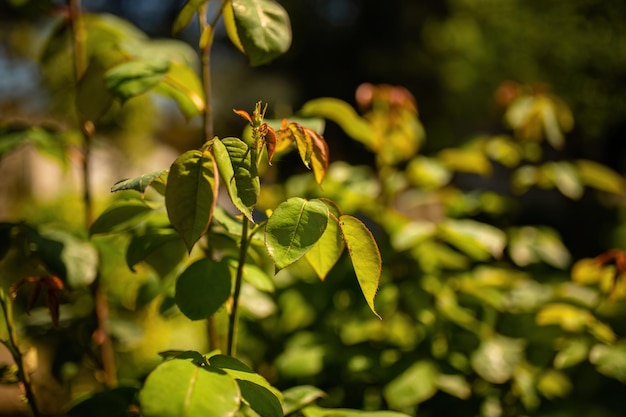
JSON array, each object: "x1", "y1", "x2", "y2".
[
  {"x1": 67, "y1": 386, "x2": 138, "y2": 417},
  {"x1": 105, "y1": 60, "x2": 170, "y2": 101},
  {"x1": 111, "y1": 170, "x2": 168, "y2": 195},
  {"x1": 175, "y1": 259, "x2": 231, "y2": 320},
  {"x1": 89, "y1": 199, "x2": 153, "y2": 235},
  {"x1": 232, "y1": 0, "x2": 292, "y2": 66},
  {"x1": 126, "y1": 228, "x2": 183, "y2": 272},
  {"x1": 239, "y1": 380, "x2": 284, "y2": 417},
  {"x1": 165, "y1": 149, "x2": 218, "y2": 252},
  {"x1": 265, "y1": 198, "x2": 329, "y2": 270}
]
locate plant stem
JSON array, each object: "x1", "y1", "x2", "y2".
[
  {"x1": 198, "y1": 3, "x2": 214, "y2": 143},
  {"x1": 69, "y1": 0, "x2": 117, "y2": 387},
  {"x1": 0, "y1": 291, "x2": 41, "y2": 417},
  {"x1": 227, "y1": 219, "x2": 250, "y2": 356}
]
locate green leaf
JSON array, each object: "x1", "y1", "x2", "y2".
[
  {"x1": 282, "y1": 386, "x2": 325, "y2": 415},
  {"x1": 589, "y1": 344, "x2": 626, "y2": 382},
  {"x1": 305, "y1": 214, "x2": 344, "y2": 280},
  {"x1": 238, "y1": 380, "x2": 284, "y2": 417},
  {"x1": 139, "y1": 359, "x2": 241, "y2": 417},
  {"x1": 265, "y1": 198, "x2": 329, "y2": 270},
  {"x1": 231, "y1": 0, "x2": 292, "y2": 66},
  {"x1": 89, "y1": 199, "x2": 153, "y2": 235},
  {"x1": 470, "y1": 336, "x2": 525, "y2": 384},
  {"x1": 303, "y1": 406, "x2": 410, "y2": 417},
  {"x1": 67, "y1": 386, "x2": 138, "y2": 417},
  {"x1": 576, "y1": 159, "x2": 625, "y2": 194},
  {"x1": 105, "y1": 60, "x2": 170, "y2": 101},
  {"x1": 111, "y1": 170, "x2": 168, "y2": 195},
  {"x1": 212, "y1": 137, "x2": 258, "y2": 221},
  {"x1": 153, "y1": 62, "x2": 205, "y2": 120},
  {"x1": 299, "y1": 98, "x2": 374, "y2": 148},
  {"x1": 339, "y1": 215, "x2": 382, "y2": 318},
  {"x1": 175, "y1": 259, "x2": 231, "y2": 320},
  {"x1": 438, "y1": 219, "x2": 506, "y2": 261},
  {"x1": 126, "y1": 228, "x2": 183, "y2": 272},
  {"x1": 172, "y1": 0, "x2": 209, "y2": 34},
  {"x1": 36, "y1": 229, "x2": 98, "y2": 288},
  {"x1": 383, "y1": 361, "x2": 439, "y2": 409},
  {"x1": 165, "y1": 149, "x2": 218, "y2": 252}
]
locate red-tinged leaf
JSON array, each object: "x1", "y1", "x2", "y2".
[
  {"x1": 289, "y1": 123, "x2": 313, "y2": 169},
  {"x1": 234, "y1": 109, "x2": 253, "y2": 124},
  {"x1": 339, "y1": 215, "x2": 382, "y2": 318},
  {"x1": 262, "y1": 124, "x2": 277, "y2": 164},
  {"x1": 165, "y1": 149, "x2": 219, "y2": 252},
  {"x1": 306, "y1": 127, "x2": 329, "y2": 184}
]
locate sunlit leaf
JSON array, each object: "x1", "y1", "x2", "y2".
[
  {"x1": 436, "y1": 374, "x2": 471, "y2": 399},
  {"x1": 438, "y1": 219, "x2": 506, "y2": 261},
  {"x1": 470, "y1": 336, "x2": 525, "y2": 384},
  {"x1": 231, "y1": 0, "x2": 292, "y2": 66},
  {"x1": 339, "y1": 215, "x2": 382, "y2": 318},
  {"x1": 300, "y1": 98, "x2": 374, "y2": 148},
  {"x1": 175, "y1": 258, "x2": 231, "y2": 320},
  {"x1": 554, "y1": 338, "x2": 589, "y2": 369},
  {"x1": 111, "y1": 169, "x2": 168, "y2": 196},
  {"x1": 537, "y1": 369, "x2": 572, "y2": 399},
  {"x1": 166, "y1": 149, "x2": 218, "y2": 252},
  {"x1": 89, "y1": 199, "x2": 152, "y2": 235},
  {"x1": 305, "y1": 214, "x2": 344, "y2": 280},
  {"x1": 406, "y1": 156, "x2": 452, "y2": 190},
  {"x1": 576, "y1": 159, "x2": 625, "y2": 194},
  {"x1": 153, "y1": 62, "x2": 205, "y2": 119},
  {"x1": 508, "y1": 226, "x2": 571, "y2": 269},
  {"x1": 589, "y1": 344, "x2": 626, "y2": 382},
  {"x1": 535, "y1": 303, "x2": 615, "y2": 343},
  {"x1": 438, "y1": 147, "x2": 492, "y2": 176},
  {"x1": 265, "y1": 198, "x2": 329, "y2": 269},
  {"x1": 571, "y1": 258, "x2": 613, "y2": 286},
  {"x1": 223, "y1": 0, "x2": 245, "y2": 53},
  {"x1": 139, "y1": 359, "x2": 241, "y2": 417},
  {"x1": 212, "y1": 137, "x2": 258, "y2": 221},
  {"x1": 172, "y1": 0, "x2": 208, "y2": 34},
  {"x1": 282, "y1": 385, "x2": 325, "y2": 416},
  {"x1": 383, "y1": 361, "x2": 438, "y2": 409}
]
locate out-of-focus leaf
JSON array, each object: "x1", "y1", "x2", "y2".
[
  {"x1": 305, "y1": 214, "x2": 344, "y2": 281},
  {"x1": 554, "y1": 338, "x2": 590, "y2": 369},
  {"x1": 508, "y1": 226, "x2": 571, "y2": 269},
  {"x1": 576, "y1": 159, "x2": 625, "y2": 194},
  {"x1": 175, "y1": 258, "x2": 231, "y2": 320},
  {"x1": 231, "y1": 0, "x2": 291, "y2": 66},
  {"x1": 265, "y1": 198, "x2": 329, "y2": 270},
  {"x1": 111, "y1": 169, "x2": 168, "y2": 196},
  {"x1": 153, "y1": 62, "x2": 205, "y2": 120},
  {"x1": 383, "y1": 361, "x2": 439, "y2": 409},
  {"x1": 571, "y1": 258, "x2": 614, "y2": 286},
  {"x1": 537, "y1": 369, "x2": 572, "y2": 399},
  {"x1": 438, "y1": 148, "x2": 492, "y2": 176},
  {"x1": 390, "y1": 221, "x2": 437, "y2": 251},
  {"x1": 589, "y1": 344, "x2": 626, "y2": 382},
  {"x1": 90, "y1": 199, "x2": 152, "y2": 235},
  {"x1": 67, "y1": 386, "x2": 138, "y2": 417},
  {"x1": 435, "y1": 374, "x2": 471, "y2": 399},
  {"x1": 485, "y1": 135, "x2": 523, "y2": 167},
  {"x1": 212, "y1": 137, "x2": 258, "y2": 221},
  {"x1": 300, "y1": 98, "x2": 374, "y2": 148},
  {"x1": 536, "y1": 303, "x2": 615, "y2": 343},
  {"x1": 282, "y1": 385, "x2": 325, "y2": 416},
  {"x1": 471, "y1": 336, "x2": 525, "y2": 384},
  {"x1": 105, "y1": 60, "x2": 169, "y2": 101},
  {"x1": 438, "y1": 219, "x2": 506, "y2": 261},
  {"x1": 339, "y1": 215, "x2": 382, "y2": 318},
  {"x1": 223, "y1": 0, "x2": 245, "y2": 53},
  {"x1": 139, "y1": 359, "x2": 241, "y2": 417},
  {"x1": 126, "y1": 228, "x2": 183, "y2": 272},
  {"x1": 406, "y1": 156, "x2": 452, "y2": 190},
  {"x1": 172, "y1": 0, "x2": 208, "y2": 34},
  {"x1": 166, "y1": 149, "x2": 218, "y2": 252},
  {"x1": 302, "y1": 406, "x2": 410, "y2": 417}
]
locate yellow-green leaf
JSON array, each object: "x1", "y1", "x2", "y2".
[
  {"x1": 305, "y1": 214, "x2": 344, "y2": 280},
  {"x1": 339, "y1": 215, "x2": 382, "y2": 318}
]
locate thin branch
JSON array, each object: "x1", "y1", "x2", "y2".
[
  {"x1": 227, "y1": 219, "x2": 250, "y2": 356},
  {"x1": 198, "y1": 3, "x2": 214, "y2": 143},
  {"x1": 0, "y1": 291, "x2": 41, "y2": 417}
]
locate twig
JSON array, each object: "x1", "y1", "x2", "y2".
[{"x1": 227, "y1": 219, "x2": 250, "y2": 356}]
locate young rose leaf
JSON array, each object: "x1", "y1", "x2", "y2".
[
  {"x1": 305, "y1": 214, "x2": 344, "y2": 281},
  {"x1": 175, "y1": 259, "x2": 231, "y2": 320},
  {"x1": 339, "y1": 215, "x2": 381, "y2": 318},
  {"x1": 139, "y1": 359, "x2": 241, "y2": 417},
  {"x1": 265, "y1": 198, "x2": 329, "y2": 270},
  {"x1": 231, "y1": 0, "x2": 292, "y2": 66},
  {"x1": 278, "y1": 122, "x2": 329, "y2": 184},
  {"x1": 165, "y1": 149, "x2": 218, "y2": 252},
  {"x1": 211, "y1": 138, "x2": 258, "y2": 221},
  {"x1": 111, "y1": 169, "x2": 168, "y2": 196}
]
